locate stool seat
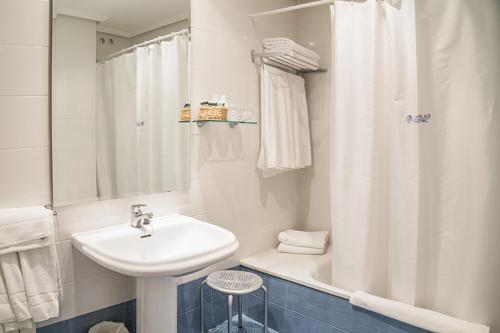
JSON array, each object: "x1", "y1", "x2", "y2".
[
  {"x1": 201, "y1": 270, "x2": 268, "y2": 332},
  {"x1": 207, "y1": 270, "x2": 263, "y2": 295}
]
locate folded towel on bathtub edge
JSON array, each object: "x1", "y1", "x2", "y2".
[{"x1": 278, "y1": 229, "x2": 329, "y2": 250}]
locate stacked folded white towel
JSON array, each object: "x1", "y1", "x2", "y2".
[
  {"x1": 263, "y1": 38, "x2": 321, "y2": 71},
  {"x1": 0, "y1": 206, "x2": 61, "y2": 333},
  {"x1": 277, "y1": 230, "x2": 329, "y2": 255}
]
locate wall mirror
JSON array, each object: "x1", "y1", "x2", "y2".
[{"x1": 51, "y1": 0, "x2": 191, "y2": 207}]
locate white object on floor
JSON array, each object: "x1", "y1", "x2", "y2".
[
  {"x1": 263, "y1": 37, "x2": 320, "y2": 62},
  {"x1": 277, "y1": 243, "x2": 325, "y2": 255},
  {"x1": 278, "y1": 230, "x2": 329, "y2": 250},
  {"x1": 0, "y1": 206, "x2": 61, "y2": 332},
  {"x1": 257, "y1": 65, "x2": 312, "y2": 177},
  {"x1": 88, "y1": 321, "x2": 129, "y2": 333},
  {"x1": 350, "y1": 291, "x2": 490, "y2": 333}
]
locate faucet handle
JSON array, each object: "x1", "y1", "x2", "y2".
[{"x1": 131, "y1": 203, "x2": 147, "y2": 213}]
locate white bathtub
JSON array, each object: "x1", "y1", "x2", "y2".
[{"x1": 240, "y1": 248, "x2": 351, "y2": 300}]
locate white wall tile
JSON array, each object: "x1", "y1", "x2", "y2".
[
  {"x1": 0, "y1": 0, "x2": 49, "y2": 47},
  {"x1": 0, "y1": 147, "x2": 51, "y2": 208},
  {"x1": 56, "y1": 240, "x2": 75, "y2": 283},
  {"x1": 3, "y1": 0, "x2": 306, "y2": 325},
  {"x1": 0, "y1": 96, "x2": 49, "y2": 149},
  {"x1": 297, "y1": 5, "x2": 332, "y2": 233},
  {"x1": 73, "y1": 271, "x2": 135, "y2": 317},
  {"x1": 0, "y1": 45, "x2": 48, "y2": 96}
]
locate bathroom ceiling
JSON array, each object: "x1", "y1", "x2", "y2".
[{"x1": 55, "y1": 0, "x2": 189, "y2": 38}]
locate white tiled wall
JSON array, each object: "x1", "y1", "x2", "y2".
[
  {"x1": 1, "y1": 0, "x2": 303, "y2": 326},
  {"x1": 297, "y1": 5, "x2": 333, "y2": 233},
  {"x1": 0, "y1": 0, "x2": 51, "y2": 208}
]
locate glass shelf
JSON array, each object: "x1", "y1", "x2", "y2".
[{"x1": 179, "y1": 120, "x2": 258, "y2": 128}]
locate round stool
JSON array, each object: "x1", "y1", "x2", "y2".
[{"x1": 200, "y1": 270, "x2": 268, "y2": 333}]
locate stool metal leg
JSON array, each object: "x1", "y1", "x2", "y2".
[
  {"x1": 227, "y1": 295, "x2": 233, "y2": 333},
  {"x1": 262, "y1": 286, "x2": 268, "y2": 333},
  {"x1": 200, "y1": 280, "x2": 207, "y2": 333},
  {"x1": 237, "y1": 295, "x2": 243, "y2": 328}
]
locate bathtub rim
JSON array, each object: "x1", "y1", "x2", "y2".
[{"x1": 240, "y1": 248, "x2": 351, "y2": 300}]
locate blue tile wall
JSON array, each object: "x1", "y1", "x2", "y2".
[
  {"x1": 38, "y1": 266, "x2": 432, "y2": 333},
  {"x1": 37, "y1": 301, "x2": 133, "y2": 333}
]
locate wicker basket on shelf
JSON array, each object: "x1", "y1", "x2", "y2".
[
  {"x1": 180, "y1": 103, "x2": 191, "y2": 121},
  {"x1": 198, "y1": 105, "x2": 228, "y2": 121}
]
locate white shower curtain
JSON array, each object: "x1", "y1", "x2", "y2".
[
  {"x1": 96, "y1": 34, "x2": 190, "y2": 199},
  {"x1": 331, "y1": 0, "x2": 500, "y2": 330}
]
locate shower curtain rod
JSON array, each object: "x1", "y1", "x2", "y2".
[
  {"x1": 99, "y1": 29, "x2": 190, "y2": 63},
  {"x1": 249, "y1": 0, "x2": 335, "y2": 18}
]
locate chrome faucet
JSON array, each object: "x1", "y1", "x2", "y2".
[{"x1": 131, "y1": 204, "x2": 153, "y2": 238}]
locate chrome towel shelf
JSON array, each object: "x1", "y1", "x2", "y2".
[{"x1": 251, "y1": 49, "x2": 328, "y2": 75}]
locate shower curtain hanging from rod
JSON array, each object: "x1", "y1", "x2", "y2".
[
  {"x1": 249, "y1": 0, "x2": 335, "y2": 18},
  {"x1": 99, "y1": 29, "x2": 190, "y2": 63}
]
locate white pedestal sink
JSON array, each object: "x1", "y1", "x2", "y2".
[{"x1": 72, "y1": 214, "x2": 239, "y2": 333}]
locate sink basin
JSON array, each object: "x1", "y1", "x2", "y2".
[
  {"x1": 71, "y1": 214, "x2": 239, "y2": 333},
  {"x1": 72, "y1": 213, "x2": 239, "y2": 277}
]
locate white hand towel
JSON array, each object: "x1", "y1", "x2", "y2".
[
  {"x1": 0, "y1": 254, "x2": 31, "y2": 323},
  {"x1": 0, "y1": 206, "x2": 52, "y2": 255},
  {"x1": 0, "y1": 206, "x2": 61, "y2": 328},
  {"x1": 278, "y1": 230, "x2": 329, "y2": 250},
  {"x1": 263, "y1": 38, "x2": 320, "y2": 62},
  {"x1": 278, "y1": 243, "x2": 325, "y2": 255},
  {"x1": 19, "y1": 244, "x2": 61, "y2": 322},
  {"x1": 0, "y1": 270, "x2": 15, "y2": 325},
  {"x1": 257, "y1": 65, "x2": 312, "y2": 177},
  {"x1": 350, "y1": 291, "x2": 490, "y2": 333}
]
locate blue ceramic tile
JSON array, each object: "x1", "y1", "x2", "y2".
[
  {"x1": 245, "y1": 294, "x2": 285, "y2": 332},
  {"x1": 178, "y1": 308, "x2": 199, "y2": 333},
  {"x1": 240, "y1": 267, "x2": 288, "y2": 307},
  {"x1": 284, "y1": 310, "x2": 333, "y2": 333},
  {"x1": 331, "y1": 327, "x2": 350, "y2": 333},
  {"x1": 73, "y1": 302, "x2": 126, "y2": 333},
  {"x1": 286, "y1": 282, "x2": 337, "y2": 326},
  {"x1": 37, "y1": 267, "x2": 432, "y2": 333},
  {"x1": 352, "y1": 307, "x2": 389, "y2": 333},
  {"x1": 178, "y1": 277, "x2": 211, "y2": 314},
  {"x1": 330, "y1": 296, "x2": 355, "y2": 332},
  {"x1": 387, "y1": 318, "x2": 431, "y2": 333},
  {"x1": 125, "y1": 299, "x2": 136, "y2": 333},
  {"x1": 178, "y1": 303, "x2": 213, "y2": 333},
  {"x1": 37, "y1": 320, "x2": 72, "y2": 333}
]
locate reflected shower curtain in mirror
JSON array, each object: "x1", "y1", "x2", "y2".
[
  {"x1": 96, "y1": 34, "x2": 190, "y2": 199},
  {"x1": 331, "y1": 0, "x2": 499, "y2": 330}
]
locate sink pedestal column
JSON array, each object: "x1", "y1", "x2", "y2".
[{"x1": 137, "y1": 276, "x2": 177, "y2": 333}]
